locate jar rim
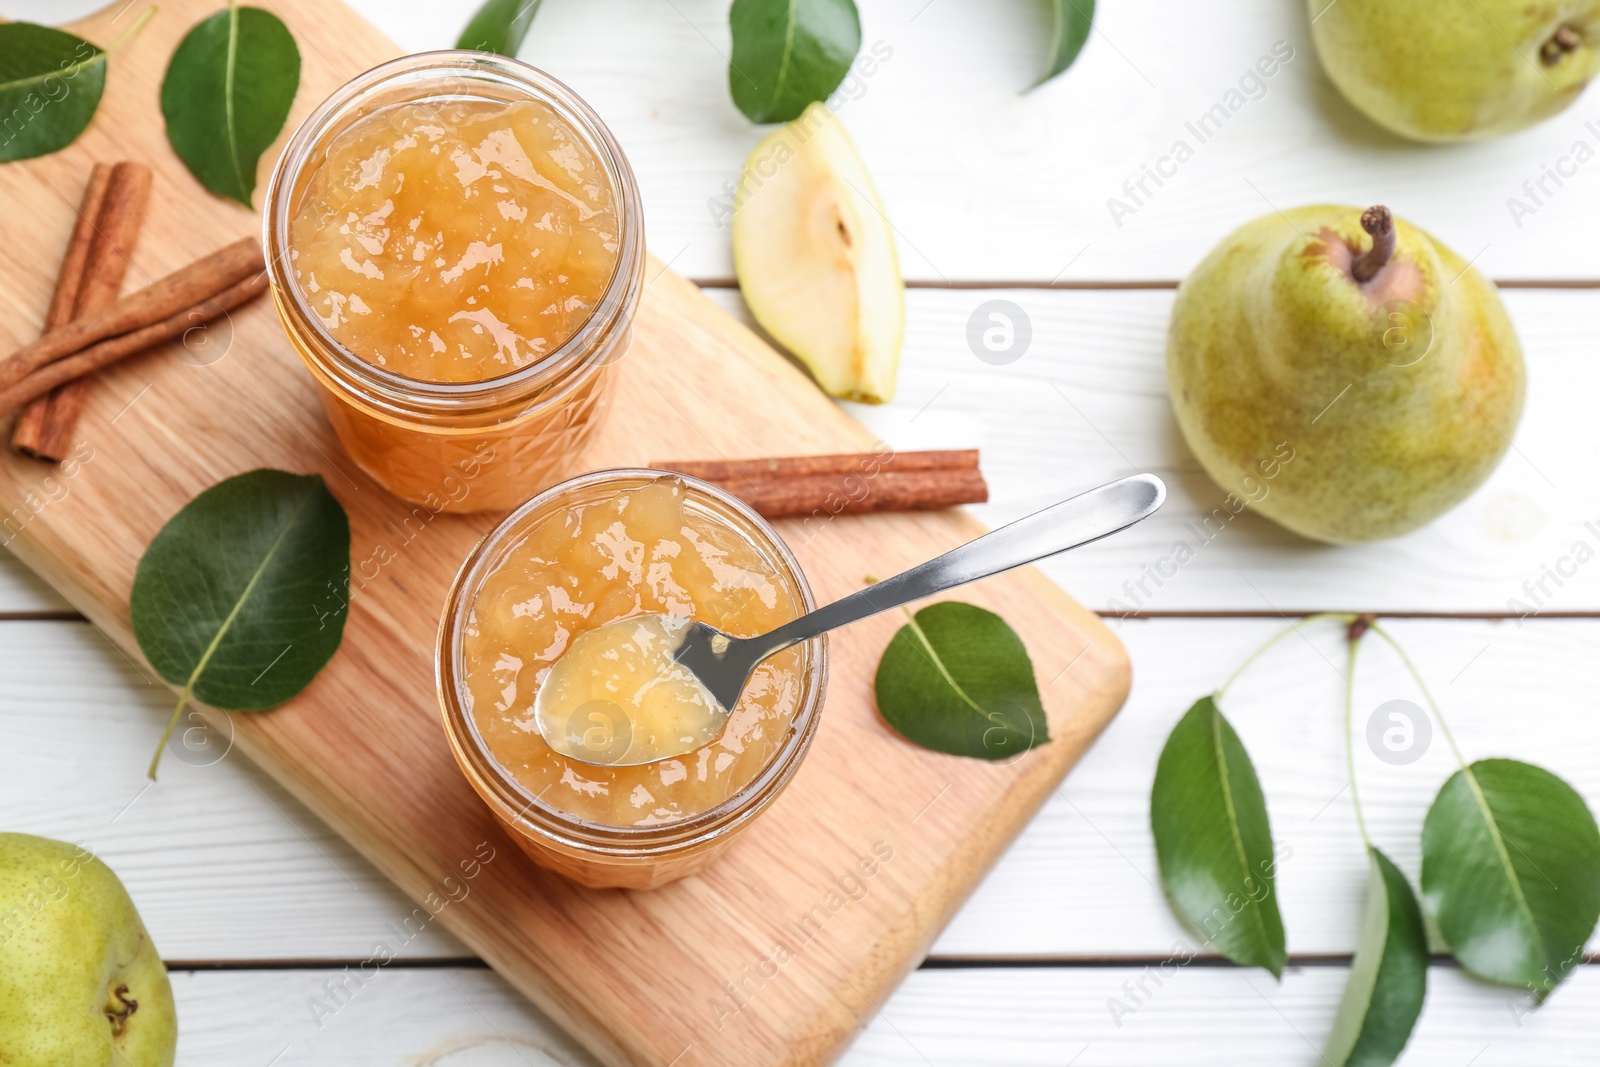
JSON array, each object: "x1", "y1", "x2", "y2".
[
  {"x1": 263, "y1": 50, "x2": 645, "y2": 416},
  {"x1": 435, "y1": 468, "x2": 828, "y2": 858}
]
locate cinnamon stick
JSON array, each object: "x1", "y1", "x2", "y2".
[
  {"x1": 0, "y1": 271, "x2": 268, "y2": 419},
  {"x1": 10, "y1": 165, "x2": 114, "y2": 455},
  {"x1": 14, "y1": 162, "x2": 151, "y2": 461},
  {"x1": 657, "y1": 449, "x2": 979, "y2": 485},
  {"x1": 0, "y1": 236, "x2": 263, "y2": 393},
  {"x1": 42, "y1": 166, "x2": 112, "y2": 329},
  {"x1": 721, "y1": 468, "x2": 989, "y2": 518},
  {"x1": 653, "y1": 450, "x2": 989, "y2": 519}
]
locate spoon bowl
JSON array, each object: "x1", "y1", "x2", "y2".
[{"x1": 532, "y1": 613, "x2": 729, "y2": 766}]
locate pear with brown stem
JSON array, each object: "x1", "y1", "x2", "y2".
[
  {"x1": 1167, "y1": 204, "x2": 1525, "y2": 544},
  {"x1": 0, "y1": 833, "x2": 176, "y2": 1065},
  {"x1": 1310, "y1": 0, "x2": 1600, "y2": 141}
]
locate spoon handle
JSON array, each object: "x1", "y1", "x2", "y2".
[{"x1": 752, "y1": 473, "x2": 1166, "y2": 656}]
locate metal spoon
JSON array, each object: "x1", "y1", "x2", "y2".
[{"x1": 534, "y1": 473, "x2": 1165, "y2": 766}]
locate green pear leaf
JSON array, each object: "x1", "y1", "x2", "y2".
[
  {"x1": 1422, "y1": 758, "x2": 1600, "y2": 995},
  {"x1": 1151, "y1": 696, "x2": 1287, "y2": 975},
  {"x1": 457, "y1": 0, "x2": 544, "y2": 56},
  {"x1": 0, "y1": 24, "x2": 106, "y2": 162},
  {"x1": 873, "y1": 601, "x2": 1049, "y2": 760},
  {"x1": 1036, "y1": 0, "x2": 1093, "y2": 87},
  {"x1": 1325, "y1": 847, "x2": 1428, "y2": 1067},
  {"x1": 132, "y1": 470, "x2": 350, "y2": 777},
  {"x1": 160, "y1": 4, "x2": 300, "y2": 207},
  {"x1": 728, "y1": 0, "x2": 861, "y2": 124}
]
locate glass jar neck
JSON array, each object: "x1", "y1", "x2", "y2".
[{"x1": 263, "y1": 51, "x2": 645, "y2": 428}]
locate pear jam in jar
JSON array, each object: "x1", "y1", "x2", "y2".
[
  {"x1": 290, "y1": 98, "x2": 617, "y2": 382},
  {"x1": 266, "y1": 54, "x2": 643, "y2": 513},
  {"x1": 437, "y1": 471, "x2": 827, "y2": 889}
]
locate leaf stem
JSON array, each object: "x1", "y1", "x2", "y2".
[
  {"x1": 145, "y1": 491, "x2": 310, "y2": 780},
  {"x1": 107, "y1": 5, "x2": 159, "y2": 53},
  {"x1": 1367, "y1": 622, "x2": 1470, "y2": 769},
  {"x1": 1214, "y1": 612, "x2": 1356, "y2": 702},
  {"x1": 1369, "y1": 623, "x2": 1549, "y2": 980},
  {"x1": 148, "y1": 687, "x2": 191, "y2": 780},
  {"x1": 1343, "y1": 630, "x2": 1371, "y2": 848}
]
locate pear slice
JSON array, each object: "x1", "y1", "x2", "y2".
[{"x1": 733, "y1": 102, "x2": 905, "y2": 404}]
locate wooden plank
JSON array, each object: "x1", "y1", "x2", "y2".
[
  {"x1": 14, "y1": 1, "x2": 1600, "y2": 285},
  {"x1": 942, "y1": 614, "x2": 1600, "y2": 957},
  {"x1": 4, "y1": 282, "x2": 1598, "y2": 616},
  {"x1": 0, "y1": 557, "x2": 69, "y2": 612},
  {"x1": 0, "y1": 623, "x2": 470, "y2": 962},
  {"x1": 316, "y1": 1, "x2": 1600, "y2": 283},
  {"x1": 0, "y1": 4, "x2": 1130, "y2": 1065},
  {"x1": 169, "y1": 967, "x2": 596, "y2": 1066},
  {"x1": 162, "y1": 964, "x2": 1600, "y2": 1065},
  {"x1": 711, "y1": 287, "x2": 1600, "y2": 614},
  {"x1": 7, "y1": 618, "x2": 1595, "y2": 960},
  {"x1": 852, "y1": 966, "x2": 1597, "y2": 1066}
]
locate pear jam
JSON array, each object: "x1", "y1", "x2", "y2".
[
  {"x1": 290, "y1": 98, "x2": 619, "y2": 381},
  {"x1": 270, "y1": 70, "x2": 641, "y2": 513},
  {"x1": 458, "y1": 477, "x2": 808, "y2": 826}
]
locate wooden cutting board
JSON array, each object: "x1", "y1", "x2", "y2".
[{"x1": 0, "y1": 3, "x2": 1131, "y2": 1064}]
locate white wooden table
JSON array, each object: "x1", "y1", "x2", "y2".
[{"x1": 4, "y1": 1, "x2": 1598, "y2": 1063}]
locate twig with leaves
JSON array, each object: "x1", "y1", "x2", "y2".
[{"x1": 1151, "y1": 614, "x2": 1600, "y2": 1066}]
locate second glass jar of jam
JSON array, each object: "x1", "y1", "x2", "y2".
[
  {"x1": 264, "y1": 52, "x2": 644, "y2": 513},
  {"x1": 436, "y1": 470, "x2": 828, "y2": 889}
]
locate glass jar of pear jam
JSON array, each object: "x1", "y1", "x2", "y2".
[
  {"x1": 264, "y1": 53, "x2": 644, "y2": 513},
  {"x1": 437, "y1": 470, "x2": 828, "y2": 889}
]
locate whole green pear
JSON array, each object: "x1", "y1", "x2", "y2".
[
  {"x1": 1167, "y1": 205, "x2": 1524, "y2": 544},
  {"x1": 0, "y1": 833, "x2": 176, "y2": 1065},
  {"x1": 1310, "y1": 0, "x2": 1600, "y2": 141}
]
